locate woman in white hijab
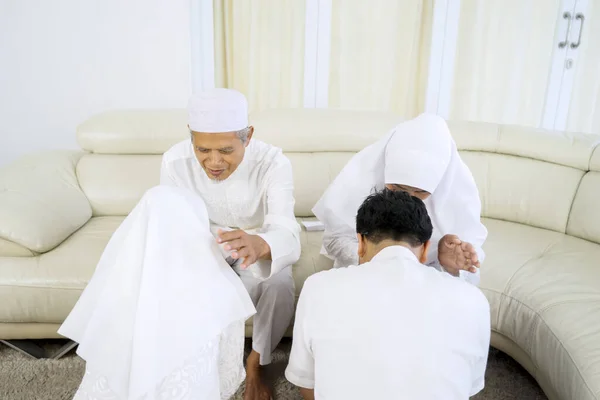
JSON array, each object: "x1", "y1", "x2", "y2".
[
  {"x1": 59, "y1": 186, "x2": 256, "y2": 399},
  {"x1": 313, "y1": 113, "x2": 487, "y2": 285}
]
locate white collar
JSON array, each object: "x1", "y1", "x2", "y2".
[{"x1": 370, "y1": 245, "x2": 419, "y2": 264}]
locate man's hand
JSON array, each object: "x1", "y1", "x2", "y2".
[
  {"x1": 217, "y1": 229, "x2": 271, "y2": 269},
  {"x1": 438, "y1": 234, "x2": 480, "y2": 276}
]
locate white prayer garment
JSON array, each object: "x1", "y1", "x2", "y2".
[
  {"x1": 312, "y1": 113, "x2": 487, "y2": 285},
  {"x1": 59, "y1": 186, "x2": 257, "y2": 400},
  {"x1": 285, "y1": 246, "x2": 491, "y2": 400}
]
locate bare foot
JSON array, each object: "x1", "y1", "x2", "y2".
[
  {"x1": 243, "y1": 374, "x2": 272, "y2": 400},
  {"x1": 244, "y1": 350, "x2": 272, "y2": 400}
]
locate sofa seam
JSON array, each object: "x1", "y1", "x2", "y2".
[
  {"x1": 496, "y1": 252, "x2": 545, "y2": 329},
  {"x1": 460, "y1": 149, "x2": 589, "y2": 171},
  {"x1": 564, "y1": 171, "x2": 586, "y2": 235},
  {"x1": 539, "y1": 298, "x2": 600, "y2": 313},
  {"x1": 482, "y1": 288, "x2": 596, "y2": 397},
  {"x1": 0, "y1": 284, "x2": 84, "y2": 290}
]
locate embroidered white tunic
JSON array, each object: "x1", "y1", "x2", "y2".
[
  {"x1": 286, "y1": 246, "x2": 491, "y2": 400},
  {"x1": 161, "y1": 138, "x2": 301, "y2": 280}
]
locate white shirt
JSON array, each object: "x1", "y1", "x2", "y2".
[
  {"x1": 285, "y1": 246, "x2": 491, "y2": 400},
  {"x1": 160, "y1": 139, "x2": 301, "y2": 279}
]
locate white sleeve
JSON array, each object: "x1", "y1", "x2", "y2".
[
  {"x1": 322, "y1": 226, "x2": 359, "y2": 268},
  {"x1": 460, "y1": 267, "x2": 481, "y2": 286},
  {"x1": 285, "y1": 279, "x2": 315, "y2": 389},
  {"x1": 469, "y1": 295, "x2": 491, "y2": 396},
  {"x1": 256, "y1": 157, "x2": 301, "y2": 276}
]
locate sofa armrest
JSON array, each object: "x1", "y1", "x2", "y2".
[{"x1": 0, "y1": 151, "x2": 92, "y2": 253}]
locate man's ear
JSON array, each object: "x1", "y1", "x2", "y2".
[
  {"x1": 246, "y1": 126, "x2": 254, "y2": 146},
  {"x1": 419, "y1": 240, "x2": 431, "y2": 264},
  {"x1": 357, "y1": 233, "x2": 366, "y2": 259}
]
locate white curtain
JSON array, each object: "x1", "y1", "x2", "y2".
[
  {"x1": 327, "y1": 0, "x2": 433, "y2": 116},
  {"x1": 449, "y1": 0, "x2": 561, "y2": 127},
  {"x1": 213, "y1": 0, "x2": 306, "y2": 113},
  {"x1": 566, "y1": 0, "x2": 600, "y2": 134}
]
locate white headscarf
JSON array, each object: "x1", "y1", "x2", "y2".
[{"x1": 313, "y1": 113, "x2": 488, "y2": 266}]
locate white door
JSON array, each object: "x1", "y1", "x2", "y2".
[
  {"x1": 427, "y1": 0, "x2": 569, "y2": 128},
  {"x1": 553, "y1": 0, "x2": 600, "y2": 134}
]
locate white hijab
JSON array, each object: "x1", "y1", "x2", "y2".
[{"x1": 313, "y1": 113, "x2": 488, "y2": 265}]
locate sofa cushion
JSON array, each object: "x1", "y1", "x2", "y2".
[
  {"x1": 568, "y1": 171, "x2": 600, "y2": 244},
  {"x1": 75, "y1": 109, "x2": 600, "y2": 170},
  {"x1": 287, "y1": 153, "x2": 354, "y2": 216},
  {"x1": 591, "y1": 145, "x2": 600, "y2": 172},
  {"x1": 0, "y1": 217, "x2": 124, "y2": 324},
  {"x1": 76, "y1": 152, "x2": 356, "y2": 218},
  {"x1": 480, "y1": 218, "x2": 600, "y2": 400},
  {"x1": 77, "y1": 147, "x2": 588, "y2": 224},
  {"x1": 77, "y1": 109, "x2": 189, "y2": 155},
  {"x1": 74, "y1": 110, "x2": 599, "y2": 223},
  {"x1": 0, "y1": 151, "x2": 92, "y2": 253},
  {"x1": 0, "y1": 238, "x2": 35, "y2": 257},
  {"x1": 293, "y1": 219, "x2": 333, "y2": 294},
  {"x1": 450, "y1": 120, "x2": 600, "y2": 170},
  {"x1": 76, "y1": 108, "x2": 404, "y2": 155},
  {"x1": 77, "y1": 154, "x2": 162, "y2": 216},
  {"x1": 251, "y1": 108, "x2": 403, "y2": 152},
  {"x1": 462, "y1": 152, "x2": 584, "y2": 233}
]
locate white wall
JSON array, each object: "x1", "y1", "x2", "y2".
[{"x1": 0, "y1": 0, "x2": 192, "y2": 166}]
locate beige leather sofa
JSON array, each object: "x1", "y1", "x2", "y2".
[{"x1": 1, "y1": 109, "x2": 599, "y2": 399}]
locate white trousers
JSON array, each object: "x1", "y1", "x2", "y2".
[{"x1": 235, "y1": 265, "x2": 295, "y2": 365}]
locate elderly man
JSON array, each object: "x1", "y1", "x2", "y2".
[
  {"x1": 59, "y1": 89, "x2": 300, "y2": 400},
  {"x1": 287, "y1": 189, "x2": 490, "y2": 399}
]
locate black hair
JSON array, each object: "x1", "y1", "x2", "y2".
[{"x1": 356, "y1": 188, "x2": 433, "y2": 247}]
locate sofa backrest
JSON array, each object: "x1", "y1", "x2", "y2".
[
  {"x1": 567, "y1": 149, "x2": 600, "y2": 243},
  {"x1": 75, "y1": 109, "x2": 600, "y2": 243}
]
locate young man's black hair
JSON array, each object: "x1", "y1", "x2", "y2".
[{"x1": 355, "y1": 188, "x2": 433, "y2": 264}]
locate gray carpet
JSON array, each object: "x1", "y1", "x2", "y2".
[{"x1": 0, "y1": 339, "x2": 547, "y2": 400}]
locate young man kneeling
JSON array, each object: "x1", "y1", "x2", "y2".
[{"x1": 286, "y1": 189, "x2": 491, "y2": 399}]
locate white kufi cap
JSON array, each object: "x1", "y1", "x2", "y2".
[{"x1": 188, "y1": 88, "x2": 249, "y2": 133}]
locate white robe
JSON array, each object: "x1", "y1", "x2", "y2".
[
  {"x1": 285, "y1": 245, "x2": 491, "y2": 399},
  {"x1": 161, "y1": 139, "x2": 301, "y2": 280},
  {"x1": 312, "y1": 113, "x2": 487, "y2": 285},
  {"x1": 59, "y1": 139, "x2": 301, "y2": 399}
]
